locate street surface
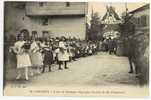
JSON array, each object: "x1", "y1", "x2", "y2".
[{"x1": 5, "y1": 52, "x2": 139, "y2": 87}]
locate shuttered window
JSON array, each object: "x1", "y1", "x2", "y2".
[
  {"x1": 32, "y1": 31, "x2": 38, "y2": 37},
  {"x1": 140, "y1": 15, "x2": 147, "y2": 26},
  {"x1": 42, "y1": 17, "x2": 48, "y2": 25},
  {"x1": 66, "y1": 2, "x2": 70, "y2": 7},
  {"x1": 42, "y1": 31, "x2": 49, "y2": 38},
  {"x1": 39, "y1": 2, "x2": 44, "y2": 7}
]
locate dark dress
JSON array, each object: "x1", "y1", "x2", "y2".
[{"x1": 43, "y1": 48, "x2": 53, "y2": 65}]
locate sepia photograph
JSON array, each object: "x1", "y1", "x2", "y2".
[{"x1": 3, "y1": 1, "x2": 149, "y2": 97}]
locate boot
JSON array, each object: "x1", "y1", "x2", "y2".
[
  {"x1": 64, "y1": 67, "x2": 69, "y2": 69},
  {"x1": 128, "y1": 70, "x2": 134, "y2": 73}
]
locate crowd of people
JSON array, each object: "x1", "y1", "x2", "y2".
[
  {"x1": 9, "y1": 30, "x2": 100, "y2": 80},
  {"x1": 98, "y1": 37, "x2": 118, "y2": 54}
]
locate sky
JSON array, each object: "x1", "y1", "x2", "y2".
[{"x1": 87, "y1": 2, "x2": 148, "y2": 22}]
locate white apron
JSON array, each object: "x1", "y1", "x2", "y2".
[
  {"x1": 30, "y1": 41, "x2": 43, "y2": 67},
  {"x1": 14, "y1": 41, "x2": 32, "y2": 68},
  {"x1": 58, "y1": 41, "x2": 69, "y2": 61}
]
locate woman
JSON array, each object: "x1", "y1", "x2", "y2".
[
  {"x1": 58, "y1": 37, "x2": 69, "y2": 70},
  {"x1": 13, "y1": 31, "x2": 32, "y2": 80},
  {"x1": 30, "y1": 37, "x2": 43, "y2": 74}
]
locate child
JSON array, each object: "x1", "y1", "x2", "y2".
[
  {"x1": 30, "y1": 37, "x2": 43, "y2": 74},
  {"x1": 42, "y1": 40, "x2": 53, "y2": 72},
  {"x1": 58, "y1": 37, "x2": 69, "y2": 70},
  {"x1": 13, "y1": 31, "x2": 32, "y2": 80}
]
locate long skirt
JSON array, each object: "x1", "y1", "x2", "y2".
[
  {"x1": 17, "y1": 53, "x2": 32, "y2": 68},
  {"x1": 30, "y1": 52, "x2": 43, "y2": 67}
]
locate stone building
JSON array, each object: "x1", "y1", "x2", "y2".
[
  {"x1": 130, "y1": 4, "x2": 149, "y2": 36},
  {"x1": 4, "y1": 2, "x2": 88, "y2": 40},
  {"x1": 129, "y1": 4, "x2": 149, "y2": 85}
]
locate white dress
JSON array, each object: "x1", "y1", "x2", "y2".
[
  {"x1": 58, "y1": 41, "x2": 69, "y2": 61},
  {"x1": 14, "y1": 41, "x2": 32, "y2": 68},
  {"x1": 30, "y1": 41, "x2": 43, "y2": 67}
]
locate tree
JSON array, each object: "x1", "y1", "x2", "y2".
[
  {"x1": 89, "y1": 12, "x2": 103, "y2": 41},
  {"x1": 119, "y1": 12, "x2": 136, "y2": 56},
  {"x1": 119, "y1": 12, "x2": 135, "y2": 38},
  {"x1": 86, "y1": 23, "x2": 90, "y2": 40}
]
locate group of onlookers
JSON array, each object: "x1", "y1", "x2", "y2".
[{"x1": 98, "y1": 38, "x2": 117, "y2": 54}]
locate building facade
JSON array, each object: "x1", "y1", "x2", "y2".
[
  {"x1": 129, "y1": 4, "x2": 149, "y2": 85},
  {"x1": 4, "y1": 2, "x2": 88, "y2": 40},
  {"x1": 130, "y1": 4, "x2": 149, "y2": 36}
]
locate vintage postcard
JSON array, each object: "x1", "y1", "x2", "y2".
[{"x1": 3, "y1": 1, "x2": 149, "y2": 97}]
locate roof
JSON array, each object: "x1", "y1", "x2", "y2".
[
  {"x1": 129, "y1": 4, "x2": 149, "y2": 14},
  {"x1": 101, "y1": 6, "x2": 122, "y2": 24},
  {"x1": 102, "y1": 6, "x2": 121, "y2": 21}
]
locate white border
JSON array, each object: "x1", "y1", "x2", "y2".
[{"x1": 0, "y1": 0, "x2": 150, "y2": 100}]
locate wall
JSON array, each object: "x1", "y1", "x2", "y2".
[
  {"x1": 26, "y1": 2, "x2": 87, "y2": 16},
  {"x1": 4, "y1": 2, "x2": 87, "y2": 71},
  {"x1": 129, "y1": 7, "x2": 149, "y2": 85},
  {"x1": 132, "y1": 9, "x2": 149, "y2": 31},
  {"x1": 4, "y1": 2, "x2": 87, "y2": 40},
  {"x1": 4, "y1": 2, "x2": 30, "y2": 39},
  {"x1": 28, "y1": 16, "x2": 86, "y2": 39}
]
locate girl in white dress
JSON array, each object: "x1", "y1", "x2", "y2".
[
  {"x1": 58, "y1": 37, "x2": 69, "y2": 70},
  {"x1": 30, "y1": 37, "x2": 43, "y2": 74},
  {"x1": 13, "y1": 33, "x2": 32, "y2": 80}
]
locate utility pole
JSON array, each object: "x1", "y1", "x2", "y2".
[
  {"x1": 91, "y1": 6, "x2": 94, "y2": 19},
  {"x1": 125, "y1": 2, "x2": 128, "y2": 14},
  {"x1": 125, "y1": 2, "x2": 129, "y2": 22}
]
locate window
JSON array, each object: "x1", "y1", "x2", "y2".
[
  {"x1": 42, "y1": 17, "x2": 48, "y2": 25},
  {"x1": 32, "y1": 31, "x2": 38, "y2": 37},
  {"x1": 66, "y1": 2, "x2": 70, "y2": 7},
  {"x1": 39, "y1": 2, "x2": 44, "y2": 7},
  {"x1": 42, "y1": 31, "x2": 49, "y2": 38},
  {"x1": 141, "y1": 15, "x2": 147, "y2": 26},
  {"x1": 146, "y1": 15, "x2": 149, "y2": 26},
  {"x1": 14, "y1": 3, "x2": 25, "y2": 9},
  {"x1": 137, "y1": 17, "x2": 141, "y2": 27}
]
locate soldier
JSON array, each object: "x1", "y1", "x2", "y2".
[
  {"x1": 108, "y1": 38, "x2": 117, "y2": 55},
  {"x1": 127, "y1": 37, "x2": 136, "y2": 73}
]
